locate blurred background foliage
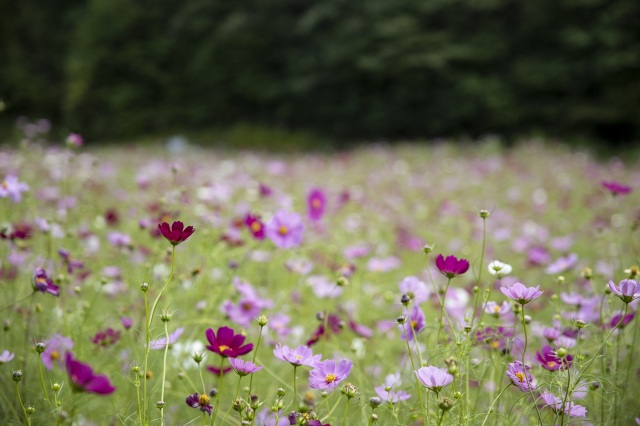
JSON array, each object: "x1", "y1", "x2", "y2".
[{"x1": 1, "y1": 0, "x2": 638, "y2": 146}]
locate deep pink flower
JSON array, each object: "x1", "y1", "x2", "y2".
[
  {"x1": 91, "y1": 328, "x2": 121, "y2": 347},
  {"x1": 33, "y1": 268, "x2": 59, "y2": 297},
  {"x1": 601, "y1": 180, "x2": 631, "y2": 196},
  {"x1": 610, "y1": 311, "x2": 635, "y2": 329},
  {"x1": 186, "y1": 392, "x2": 213, "y2": 415},
  {"x1": 65, "y1": 352, "x2": 115, "y2": 395},
  {"x1": 536, "y1": 345, "x2": 572, "y2": 371},
  {"x1": 205, "y1": 326, "x2": 253, "y2": 358},
  {"x1": 66, "y1": 133, "x2": 84, "y2": 147},
  {"x1": 158, "y1": 221, "x2": 195, "y2": 246},
  {"x1": 435, "y1": 254, "x2": 469, "y2": 279},
  {"x1": 309, "y1": 359, "x2": 352, "y2": 390},
  {"x1": 307, "y1": 188, "x2": 327, "y2": 221},
  {"x1": 506, "y1": 361, "x2": 535, "y2": 392},
  {"x1": 58, "y1": 248, "x2": 84, "y2": 274},
  {"x1": 244, "y1": 214, "x2": 265, "y2": 240},
  {"x1": 415, "y1": 366, "x2": 454, "y2": 393},
  {"x1": 608, "y1": 279, "x2": 640, "y2": 304},
  {"x1": 500, "y1": 282, "x2": 543, "y2": 305}
]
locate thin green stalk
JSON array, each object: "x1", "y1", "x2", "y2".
[
  {"x1": 211, "y1": 357, "x2": 225, "y2": 426},
  {"x1": 37, "y1": 354, "x2": 55, "y2": 413},
  {"x1": 248, "y1": 324, "x2": 264, "y2": 398},
  {"x1": 436, "y1": 277, "x2": 452, "y2": 344},
  {"x1": 559, "y1": 360, "x2": 572, "y2": 426},
  {"x1": 480, "y1": 384, "x2": 511, "y2": 426},
  {"x1": 342, "y1": 397, "x2": 350, "y2": 426},
  {"x1": 520, "y1": 306, "x2": 543, "y2": 425},
  {"x1": 159, "y1": 321, "x2": 170, "y2": 425},
  {"x1": 222, "y1": 375, "x2": 243, "y2": 425},
  {"x1": 199, "y1": 363, "x2": 207, "y2": 395},
  {"x1": 321, "y1": 393, "x2": 342, "y2": 422},
  {"x1": 293, "y1": 365, "x2": 298, "y2": 411},
  {"x1": 403, "y1": 322, "x2": 428, "y2": 425},
  {"x1": 16, "y1": 381, "x2": 31, "y2": 426},
  {"x1": 612, "y1": 326, "x2": 623, "y2": 425}
]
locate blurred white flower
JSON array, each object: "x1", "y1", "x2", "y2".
[{"x1": 488, "y1": 260, "x2": 512, "y2": 277}]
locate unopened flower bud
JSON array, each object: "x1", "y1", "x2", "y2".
[
  {"x1": 3, "y1": 319, "x2": 10, "y2": 331},
  {"x1": 160, "y1": 309, "x2": 172, "y2": 322},
  {"x1": 320, "y1": 391, "x2": 329, "y2": 398},
  {"x1": 192, "y1": 352, "x2": 205, "y2": 364},
  {"x1": 52, "y1": 383, "x2": 61, "y2": 391},
  {"x1": 209, "y1": 388, "x2": 218, "y2": 397},
  {"x1": 556, "y1": 276, "x2": 565, "y2": 285},
  {"x1": 140, "y1": 282, "x2": 150, "y2": 292},
  {"x1": 479, "y1": 209, "x2": 490, "y2": 219},
  {"x1": 581, "y1": 267, "x2": 592, "y2": 280},
  {"x1": 257, "y1": 315, "x2": 268, "y2": 327},
  {"x1": 155, "y1": 401, "x2": 165, "y2": 409},
  {"x1": 35, "y1": 303, "x2": 43, "y2": 313},
  {"x1": 423, "y1": 244, "x2": 434, "y2": 254},
  {"x1": 232, "y1": 399, "x2": 245, "y2": 412},
  {"x1": 336, "y1": 276, "x2": 349, "y2": 287},
  {"x1": 341, "y1": 384, "x2": 358, "y2": 399},
  {"x1": 400, "y1": 294, "x2": 411, "y2": 306},
  {"x1": 575, "y1": 319, "x2": 587, "y2": 329},
  {"x1": 523, "y1": 315, "x2": 531, "y2": 324},
  {"x1": 34, "y1": 342, "x2": 46, "y2": 354},
  {"x1": 371, "y1": 413, "x2": 379, "y2": 422},
  {"x1": 316, "y1": 311, "x2": 325, "y2": 321},
  {"x1": 369, "y1": 396, "x2": 382, "y2": 409},
  {"x1": 396, "y1": 316, "x2": 406, "y2": 324},
  {"x1": 473, "y1": 286, "x2": 479, "y2": 294},
  {"x1": 589, "y1": 381, "x2": 600, "y2": 390},
  {"x1": 448, "y1": 364, "x2": 457, "y2": 375},
  {"x1": 556, "y1": 348, "x2": 567, "y2": 358},
  {"x1": 26, "y1": 406, "x2": 35, "y2": 415},
  {"x1": 453, "y1": 391, "x2": 462, "y2": 399},
  {"x1": 277, "y1": 388, "x2": 286, "y2": 397},
  {"x1": 438, "y1": 397, "x2": 454, "y2": 411},
  {"x1": 12, "y1": 370, "x2": 23, "y2": 382},
  {"x1": 250, "y1": 394, "x2": 259, "y2": 409}
]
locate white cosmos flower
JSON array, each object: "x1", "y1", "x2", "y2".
[{"x1": 488, "y1": 260, "x2": 513, "y2": 277}]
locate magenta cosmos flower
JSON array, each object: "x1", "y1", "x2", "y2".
[
  {"x1": 273, "y1": 344, "x2": 321, "y2": 367},
  {"x1": 500, "y1": 282, "x2": 543, "y2": 305},
  {"x1": 65, "y1": 352, "x2": 115, "y2": 395},
  {"x1": 66, "y1": 133, "x2": 84, "y2": 147},
  {"x1": 415, "y1": 366, "x2": 454, "y2": 393},
  {"x1": 244, "y1": 214, "x2": 266, "y2": 240},
  {"x1": 33, "y1": 268, "x2": 60, "y2": 297},
  {"x1": 601, "y1": 180, "x2": 631, "y2": 196},
  {"x1": 536, "y1": 345, "x2": 572, "y2": 371},
  {"x1": 608, "y1": 279, "x2": 640, "y2": 304},
  {"x1": 307, "y1": 188, "x2": 327, "y2": 221},
  {"x1": 205, "y1": 326, "x2": 253, "y2": 358},
  {"x1": 158, "y1": 221, "x2": 195, "y2": 246},
  {"x1": 506, "y1": 361, "x2": 535, "y2": 392},
  {"x1": 435, "y1": 254, "x2": 469, "y2": 279},
  {"x1": 309, "y1": 359, "x2": 353, "y2": 390},
  {"x1": 186, "y1": 392, "x2": 213, "y2": 415},
  {"x1": 265, "y1": 210, "x2": 304, "y2": 248},
  {"x1": 229, "y1": 357, "x2": 263, "y2": 376}
]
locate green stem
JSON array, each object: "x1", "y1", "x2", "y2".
[
  {"x1": 559, "y1": 359, "x2": 572, "y2": 426},
  {"x1": 159, "y1": 321, "x2": 170, "y2": 425},
  {"x1": 436, "y1": 277, "x2": 452, "y2": 344},
  {"x1": 199, "y1": 363, "x2": 207, "y2": 395},
  {"x1": 211, "y1": 357, "x2": 225, "y2": 426},
  {"x1": 16, "y1": 381, "x2": 31, "y2": 426},
  {"x1": 248, "y1": 325, "x2": 264, "y2": 398},
  {"x1": 293, "y1": 365, "x2": 298, "y2": 411},
  {"x1": 520, "y1": 306, "x2": 543, "y2": 425},
  {"x1": 342, "y1": 397, "x2": 350, "y2": 426},
  {"x1": 480, "y1": 384, "x2": 511, "y2": 426},
  {"x1": 38, "y1": 354, "x2": 54, "y2": 413},
  {"x1": 403, "y1": 322, "x2": 428, "y2": 425}
]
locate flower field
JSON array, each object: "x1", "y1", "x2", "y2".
[{"x1": 1, "y1": 138, "x2": 639, "y2": 425}]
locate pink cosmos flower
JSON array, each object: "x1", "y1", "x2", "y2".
[
  {"x1": 265, "y1": 210, "x2": 304, "y2": 249},
  {"x1": 307, "y1": 188, "x2": 327, "y2": 221},
  {"x1": 244, "y1": 214, "x2": 266, "y2": 240},
  {"x1": 601, "y1": 180, "x2": 631, "y2": 196},
  {"x1": 65, "y1": 352, "x2": 115, "y2": 395},
  {"x1": 608, "y1": 279, "x2": 640, "y2": 304},
  {"x1": 309, "y1": 359, "x2": 352, "y2": 390},
  {"x1": 500, "y1": 282, "x2": 543, "y2": 305},
  {"x1": 158, "y1": 221, "x2": 195, "y2": 246},
  {"x1": 415, "y1": 366, "x2": 454, "y2": 393},
  {"x1": 0, "y1": 175, "x2": 29, "y2": 202},
  {"x1": 506, "y1": 361, "x2": 535, "y2": 392},
  {"x1": 435, "y1": 254, "x2": 469, "y2": 279},
  {"x1": 66, "y1": 133, "x2": 84, "y2": 147},
  {"x1": 229, "y1": 357, "x2": 263, "y2": 376}
]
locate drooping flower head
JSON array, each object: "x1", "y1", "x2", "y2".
[
  {"x1": 33, "y1": 268, "x2": 60, "y2": 297},
  {"x1": 488, "y1": 260, "x2": 512, "y2": 278},
  {"x1": 186, "y1": 392, "x2": 213, "y2": 415},
  {"x1": 601, "y1": 180, "x2": 631, "y2": 196},
  {"x1": 309, "y1": 359, "x2": 352, "y2": 390},
  {"x1": 158, "y1": 221, "x2": 195, "y2": 246},
  {"x1": 608, "y1": 279, "x2": 640, "y2": 304},
  {"x1": 415, "y1": 366, "x2": 454, "y2": 393},
  {"x1": 205, "y1": 326, "x2": 253, "y2": 358},
  {"x1": 506, "y1": 361, "x2": 535, "y2": 392},
  {"x1": 500, "y1": 282, "x2": 543, "y2": 305},
  {"x1": 307, "y1": 188, "x2": 327, "y2": 221},
  {"x1": 265, "y1": 210, "x2": 304, "y2": 249},
  {"x1": 229, "y1": 357, "x2": 263, "y2": 376},
  {"x1": 65, "y1": 352, "x2": 115, "y2": 395},
  {"x1": 435, "y1": 254, "x2": 469, "y2": 279},
  {"x1": 244, "y1": 214, "x2": 265, "y2": 240},
  {"x1": 274, "y1": 344, "x2": 321, "y2": 367},
  {"x1": 536, "y1": 345, "x2": 572, "y2": 371}
]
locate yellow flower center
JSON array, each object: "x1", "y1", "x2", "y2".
[
  {"x1": 325, "y1": 374, "x2": 336, "y2": 383},
  {"x1": 251, "y1": 222, "x2": 261, "y2": 232},
  {"x1": 411, "y1": 320, "x2": 418, "y2": 330},
  {"x1": 242, "y1": 302, "x2": 253, "y2": 311},
  {"x1": 312, "y1": 198, "x2": 321, "y2": 208},
  {"x1": 218, "y1": 345, "x2": 230, "y2": 353},
  {"x1": 50, "y1": 350, "x2": 59, "y2": 361},
  {"x1": 1, "y1": 181, "x2": 7, "y2": 189},
  {"x1": 295, "y1": 355, "x2": 302, "y2": 360},
  {"x1": 199, "y1": 394, "x2": 210, "y2": 405},
  {"x1": 278, "y1": 225, "x2": 288, "y2": 235},
  {"x1": 547, "y1": 361, "x2": 557, "y2": 368},
  {"x1": 493, "y1": 306, "x2": 501, "y2": 313},
  {"x1": 515, "y1": 372, "x2": 525, "y2": 383},
  {"x1": 491, "y1": 341, "x2": 500, "y2": 349}
]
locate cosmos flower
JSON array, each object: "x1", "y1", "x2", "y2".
[
  {"x1": 307, "y1": 188, "x2": 327, "y2": 221},
  {"x1": 487, "y1": 260, "x2": 512, "y2": 277},
  {"x1": 545, "y1": 253, "x2": 578, "y2": 274},
  {"x1": 229, "y1": 358, "x2": 263, "y2": 376},
  {"x1": 500, "y1": 282, "x2": 543, "y2": 305},
  {"x1": 185, "y1": 392, "x2": 213, "y2": 415},
  {"x1": 205, "y1": 326, "x2": 253, "y2": 358},
  {"x1": 476, "y1": 326, "x2": 514, "y2": 352},
  {"x1": 601, "y1": 180, "x2": 631, "y2": 196},
  {"x1": 42, "y1": 334, "x2": 74, "y2": 370},
  {"x1": 435, "y1": 254, "x2": 469, "y2": 279},
  {"x1": 536, "y1": 345, "x2": 572, "y2": 371},
  {"x1": 58, "y1": 249, "x2": 84, "y2": 274},
  {"x1": 0, "y1": 350, "x2": 14, "y2": 365},
  {"x1": 398, "y1": 276, "x2": 430, "y2": 304},
  {"x1": 158, "y1": 221, "x2": 195, "y2": 246},
  {"x1": 65, "y1": 352, "x2": 115, "y2": 395},
  {"x1": 374, "y1": 373, "x2": 411, "y2": 404},
  {"x1": 273, "y1": 344, "x2": 321, "y2": 367},
  {"x1": 244, "y1": 214, "x2": 266, "y2": 240},
  {"x1": 539, "y1": 392, "x2": 587, "y2": 417},
  {"x1": 309, "y1": 359, "x2": 353, "y2": 390},
  {"x1": 91, "y1": 328, "x2": 121, "y2": 348},
  {"x1": 399, "y1": 305, "x2": 426, "y2": 341},
  {"x1": 608, "y1": 279, "x2": 640, "y2": 304},
  {"x1": 33, "y1": 268, "x2": 60, "y2": 297},
  {"x1": 66, "y1": 133, "x2": 84, "y2": 148},
  {"x1": 149, "y1": 327, "x2": 184, "y2": 350},
  {"x1": 610, "y1": 310, "x2": 635, "y2": 329},
  {"x1": 0, "y1": 175, "x2": 29, "y2": 202},
  {"x1": 265, "y1": 210, "x2": 304, "y2": 249},
  {"x1": 484, "y1": 301, "x2": 511, "y2": 317},
  {"x1": 506, "y1": 361, "x2": 535, "y2": 392},
  {"x1": 415, "y1": 366, "x2": 454, "y2": 393}
]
